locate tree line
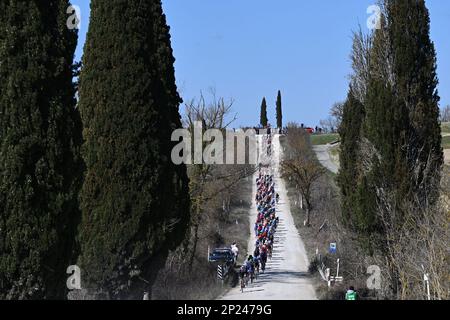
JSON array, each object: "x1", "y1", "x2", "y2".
[{"x1": 0, "y1": 0, "x2": 190, "y2": 300}]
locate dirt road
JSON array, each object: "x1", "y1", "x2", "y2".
[
  {"x1": 444, "y1": 149, "x2": 450, "y2": 165},
  {"x1": 221, "y1": 134, "x2": 317, "y2": 300},
  {"x1": 312, "y1": 144, "x2": 339, "y2": 174}
]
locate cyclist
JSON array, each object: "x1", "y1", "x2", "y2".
[
  {"x1": 268, "y1": 233, "x2": 274, "y2": 244},
  {"x1": 253, "y1": 255, "x2": 260, "y2": 278},
  {"x1": 254, "y1": 222, "x2": 260, "y2": 237},
  {"x1": 246, "y1": 256, "x2": 255, "y2": 284},
  {"x1": 239, "y1": 265, "x2": 247, "y2": 292},
  {"x1": 253, "y1": 245, "x2": 260, "y2": 258},
  {"x1": 260, "y1": 250, "x2": 267, "y2": 273},
  {"x1": 267, "y1": 241, "x2": 273, "y2": 260}
]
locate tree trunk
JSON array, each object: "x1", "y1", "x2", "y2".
[
  {"x1": 188, "y1": 203, "x2": 201, "y2": 268},
  {"x1": 305, "y1": 206, "x2": 311, "y2": 227}
]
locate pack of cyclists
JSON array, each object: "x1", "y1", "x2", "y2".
[
  {"x1": 263, "y1": 129, "x2": 273, "y2": 157},
  {"x1": 239, "y1": 136, "x2": 280, "y2": 291}
]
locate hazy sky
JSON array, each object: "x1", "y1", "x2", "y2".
[{"x1": 73, "y1": 0, "x2": 450, "y2": 127}]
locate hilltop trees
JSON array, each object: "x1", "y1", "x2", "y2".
[
  {"x1": 258, "y1": 91, "x2": 284, "y2": 129},
  {"x1": 260, "y1": 97, "x2": 268, "y2": 127},
  {"x1": 276, "y1": 90, "x2": 283, "y2": 129},
  {"x1": 0, "y1": 0, "x2": 83, "y2": 299},
  {"x1": 77, "y1": 0, "x2": 190, "y2": 299}
]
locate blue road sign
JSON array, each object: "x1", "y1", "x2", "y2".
[{"x1": 329, "y1": 243, "x2": 337, "y2": 254}]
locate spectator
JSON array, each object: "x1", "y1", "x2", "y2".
[{"x1": 345, "y1": 286, "x2": 357, "y2": 300}]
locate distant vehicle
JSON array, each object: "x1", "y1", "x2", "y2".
[
  {"x1": 305, "y1": 127, "x2": 314, "y2": 134},
  {"x1": 209, "y1": 248, "x2": 235, "y2": 266}
]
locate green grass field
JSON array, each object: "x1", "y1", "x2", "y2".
[
  {"x1": 442, "y1": 136, "x2": 450, "y2": 149},
  {"x1": 442, "y1": 122, "x2": 450, "y2": 134},
  {"x1": 310, "y1": 133, "x2": 340, "y2": 145}
]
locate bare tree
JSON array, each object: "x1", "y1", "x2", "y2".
[
  {"x1": 183, "y1": 89, "x2": 254, "y2": 268},
  {"x1": 349, "y1": 26, "x2": 373, "y2": 104},
  {"x1": 183, "y1": 88, "x2": 237, "y2": 130},
  {"x1": 281, "y1": 159, "x2": 325, "y2": 226},
  {"x1": 320, "y1": 116, "x2": 338, "y2": 133},
  {"x1": 362, "y1": 143, "x2": 450, "y2": 300},
  {"x1": 440, "y1": 105, "x2": 450, "y2": 122},
  {"x1": 330, "y1": 101, "x2": 344, "y2": 130},
  {"x1": 374, "y1": 189, "x2": 449, "y2": 300},
  {"x1": 281, "y1": 124, "x2": 325, "y2": 226}
]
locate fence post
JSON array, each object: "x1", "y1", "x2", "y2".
[
  {"x1": 217, "y1": 264, "x2": 223, "y2": 281},
  {"x1": 336, "y1": 259, "x2": 340, "y2": 278},
  {"x1": 424, "y1": 273, "x2": 431, "y2": 300},
  {"x1": 326, "y1": 268, "x2": 331, "y2": 287}
]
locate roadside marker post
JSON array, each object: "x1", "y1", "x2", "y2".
[
  {"x1": 217, "y1": 265, "x2": 225, "y2": 287},
  {"x1": 424, "y1": 273, "x2": 431, "y2": 300}
]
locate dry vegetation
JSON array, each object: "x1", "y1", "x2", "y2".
[
  {"x1": 281, "y1": 126, "x2": 449, "y2": 300},
  {"x1": 151, "y1": 91, "x2": 254, "y2": 300},
  {"x1": 281, "y1": 125, "x2": 325, "y2": 226},
  {"x1": 281, "y1": 132, "x2": 373, "y2": 300},
  {"x1": 151, "y1": 165, "x2": 253, "y2": 300}
]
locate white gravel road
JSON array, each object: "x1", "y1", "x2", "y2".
[
  {"x1": 221, "y1": 134, "x2": 317, "y2": 300},
  {"x1": 313, "y1": 144, "x2": 339, "y2": 174}
]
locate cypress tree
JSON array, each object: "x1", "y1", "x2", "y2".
[
  {"x1": 386, "y1": 0, "x2": 443, "y2": 202},
  {"x1": 276, "y1": 90, "x2": 283, "y2": 129},
  {"x1": 260, "y1": 97, "x2": 268, "y2": 127},
  {"x1": 346, "y1": 0, "x2": 443, "y2": 254},
  {"x1": 363, "y1": 0, "x2": 442, "y2": 220},
  {"x1": 337, "y1": 87, "x2": 365, "y2": 227},
  {"x1": 78, "y1": 0, "x2": 190, "y2": 299},
  {"x1": 0, "y1": 1, "x2": 83, "y2": 299}
]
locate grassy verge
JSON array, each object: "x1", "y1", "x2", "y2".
[
  {"x1": 310, "y1": 134, "x2": 340, "y2": 146},
  {"x1": 442, "y1": 136, "x2": 450, "y2": 149},
  {"x1": 442, "y1": 122, "x2": 450, "y2": 134}
]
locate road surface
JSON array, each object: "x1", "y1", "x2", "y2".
[
  {"x1": 313, "y1": 144, "x2": 339, "y2": 174},
  {"x1": 220, "y1": 134, "x2": 317, "y2": 300}
]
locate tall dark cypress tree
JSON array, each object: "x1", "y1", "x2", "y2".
[
  {"x1": 260, "y1": 97, "x2": 268, "y2": 127},
  {"x1": 78, "y1": 0, "x2": 190, "y2": 299},
  {"x1": 276, "y1": 90, "x2": 283, "y2": 129},
  {"x1": 364, "y1": 0, "x2": 442, "y2": 219},
  {"x1": 0, "y1": 1, "x2": 83, "y2": 299},
  {"x1": 387, "y1": 0, "x2": 443, "y2": 202},
  {"x1": 337, "y1": 86, "x2": 366, "y2": 227},
  {"x1": 348, "y1": 0, "x2": 443, "y2": 254}
]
